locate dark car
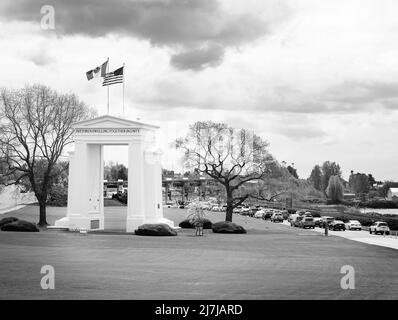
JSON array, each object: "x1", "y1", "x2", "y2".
[
  {"x1": 329, "y1": 220, "x2": 345, "y2": 231},
  {"x1": 320, "y1": 216, "x2": 335, "y2": 228},
  {"x1": 262, "y1": 210, "x2": 273, "y2": 220},
  {"x1": 313, "y1": 217, "x2": 323, "y2": 227},
  {"x1": 280, "y1": 210, "x2": 289, "y2": 220}
]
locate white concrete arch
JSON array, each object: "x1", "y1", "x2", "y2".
[{"x1": 54, "y1": 115, "x2": 174, "y2": 232}]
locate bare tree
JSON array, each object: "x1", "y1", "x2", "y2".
[
  {"x1": 0, "y1": 84, "x2": 95, "y2": 226},
  {"x1": 176, "y1": 121, "x2": 277, "y2": 222},
  {"x1": 248, "y1": 179, "x2": 288, "y2": 202}
]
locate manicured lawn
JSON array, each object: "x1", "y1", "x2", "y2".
[{"x1": 0, "y1": 205, "x2": 397, "y2": 299}]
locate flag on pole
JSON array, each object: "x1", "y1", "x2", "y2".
[
  {"x1": 102, "y1": 66, "x2": 124, "y2": 86},
  {"x1": 86, "y1": 60, "x2": 108, "y2": 80}
]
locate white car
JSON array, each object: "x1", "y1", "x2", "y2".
[
  {"x1": 369, "y1": 221, "x2": 390, "y2": 235},
  {"x1": 233, "y1": 206, "x2": 243, "y2": 214},
  {"x1": 254, "y1": 210, "x2": 265, "y2": 219},
  {"x1": 346, "y1": 220, "x2": 362, "y2": 231}
]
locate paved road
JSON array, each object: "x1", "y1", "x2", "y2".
[
  {"x1": 280, "y1": 221, "x2": 398, "y2": 250},
  {"x1": 0, "y1": 206, "x2": 397, "y2": 299}
]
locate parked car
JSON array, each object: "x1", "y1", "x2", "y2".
[
  {"x1": 329, "y1": 220, "x2": 346, "y2": 231},
  {"x1": 290, "y1": 215, "x2": 302, "y2": 227},
  {"x1": 165, "y1": 201, "x2": 174, "y2": 208},
  {"x1": 346, "y1": 220, "x2": 362, "y2": 231},
  {"x1": 303, "y1": 212, "x2": 313, "y2": 217},
  {"x1": 250, "y1": 207, "x2": 260, "y2": 217},
  {"x1": 263, "y1": 210, "x2": 273, "y2": 220},
  {"x1": 233, "y1": 206, "x2": 243, "y2": 214},
  {"x1": 298, "y1": 216, "x2": 315, "y2": 229},
  {"x1": 296, "y1": 209, "x2": 307, "y2": 216},
  {"x1": 241, "y1": 207, "x2": 251, "y2": 216},
  {"x1": 320, "y1": 216, "x2": 335, "y2": 228},
  {"x1": 313, "y1": 217, "x2": 323, "y2": 227},
  {"x1": 271, "y1": 212, "x2": 284, "y2": 223},
  {"x1": 288, "y1": 214, "x2": 298, "y2": 223},
  {"x1": 369, "y1": 221, "x2": 390, "y2": 235},
  {"x1": 280, "y1": 210, "x2": 289, "y2": 220},
  {"x1": 254, "y1": 210, "x2": 265, "y2": 219}
]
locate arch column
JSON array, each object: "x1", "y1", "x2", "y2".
[{"x1": 126, "y1": 141, "x2": 145, "y2": 232}]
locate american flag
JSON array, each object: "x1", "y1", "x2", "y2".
[{"x1": 102, "y1": 66, "x2": 124, "y2": 86}]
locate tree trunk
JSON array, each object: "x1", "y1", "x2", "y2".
[
  {"x1": 38, "y1": 201, "x2": 48, "y2": 227},
  {"x1": 225, "y1": 189, "x2": 233, "y2": 222}
]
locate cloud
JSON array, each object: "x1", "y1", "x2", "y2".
[
  {"x1": 276, "y1": 125, "x2": 326, "y2": 140},
  {"x1": 254, "y1": 81, "x2": 398, "y2": 114},
  {"x1": 170, "y1": 43, "x2": 225, "y2": 71},
  {"x1": 25, "y1": 47, "x2": 55, "y2": 66},
  {"x1": 325, "y1": 80, "x2": 398, "y2": 105},
  {"x1": 0, "y1": 0, "x2": 275, "y2": 70},
  {"x1": 131, "y1": 77, "x2": 398, "y2": 116}
]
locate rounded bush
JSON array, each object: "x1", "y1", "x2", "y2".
[
  {"x1": 212, "y1": 221, "x2": 246, "y2": 234},
  {"x1": 134, "y1": 223, "x2": 177, "y2": 236},
  {"x1": 178, "y1": 219, "x2": 213, "y2": 229},
  {"x1": 0, "y1": 217, "x2": 19, "y2": 228},
  {"x1": 1, "y1": 220, "x2": 39, "y2": 232}
]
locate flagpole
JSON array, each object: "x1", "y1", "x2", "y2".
[
  {"x1": 107, "y1": 57, "x2": 110, "y2": 115},
  {"x1": 122, "y1": 62, "x2": 125, "y2": 116}
]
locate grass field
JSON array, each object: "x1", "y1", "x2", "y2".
[{"x1": 0, "y1": 205, "x2": 397, "y2": 299}]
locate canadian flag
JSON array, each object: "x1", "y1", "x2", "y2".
[{"x1": 86, "y1": 60, "x2": 108, "y2": 80}]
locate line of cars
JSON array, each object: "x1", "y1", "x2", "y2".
[
  {"x1": 169, "y1": 201, "x2": 393, "y2": 235},
  {"x1": 291, "y1": 213, "x2": 349, "y2": 231},
  {"x1": 289, "y1": 211, "x2": 392, "y2": 234},
  {"x1": 232, "y1": 205, "x2": 289, "y2": 222},
  {"x1": 289, "y1": 211, "x2": 348, "y2": 231},
  {"x1": 289, "y1": 210, "x2": 315, "y2": 229}
]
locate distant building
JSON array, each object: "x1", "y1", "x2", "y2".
[{"x1": 387, "y1": 188, "x2": 398, "y2": 201}]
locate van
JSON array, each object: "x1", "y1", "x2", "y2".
[{"x1": 298, "y1": 216, "x2": 315, "y2": 229}]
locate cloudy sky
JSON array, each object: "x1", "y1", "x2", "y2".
[{"x1": 1, "y1": 0, "x2": 398, "y2": 181}]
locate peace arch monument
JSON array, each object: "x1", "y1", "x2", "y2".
[{"x1": 54, "y1": 115, "x2": 175, "y2": 232}]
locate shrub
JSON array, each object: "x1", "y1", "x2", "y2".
[
  {"x1": 358, "y1": 218, "x2": 374, "y2": 227},
  {"x1": 387, "y1": 220, "x2": 398, "y2": 231},
  {"x1": 0, "y1": 217, "x2": 19, "y2": 227},
  {"x1": 310, "y1": 212, "x2": 321, "y2": 218},
  {"x1": 179, "y1": 219, "x2": 213, "y2": 229},
  {"x1": 212, "y1": 221, "x2": 246, "y2": 234},
  {"x1": 1, "y1": 220, "x2": 39, "y2": 232},
  {"x1": 335, "y1": 216, "x2": 349, "y2": 223},
  {"x1": 134, "y1": 224, "x2": 177, "y2": 236},
  {"x1": 359, "y1": 200, "x2": 398, "y2": 209}
]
